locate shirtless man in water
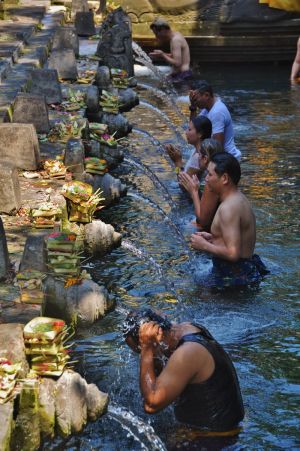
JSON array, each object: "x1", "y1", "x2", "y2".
[
  {"x1": 191, "y1": 153, "x2": 268, "y2": 288},
  {"x1": 149, "y1": 18, "x2": 192, "y2": 83}
]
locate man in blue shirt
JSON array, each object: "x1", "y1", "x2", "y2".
[{"x1": 189, "y1": 80, "x2": 241, "y2": 161}]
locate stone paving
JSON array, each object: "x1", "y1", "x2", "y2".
[
  {"x1": 0, "y1": 0, "x2": 66, "y2": 121},
  {"x1": 0, "y1": 0, "x2": 66, "y2": 317}
]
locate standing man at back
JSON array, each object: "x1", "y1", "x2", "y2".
[
  {"x1": 189, "y1": 81, "x2": 241, "y2": 160},
  {"x1": 149, "y1": 18, "x2": 192, "y2": 84},
  {"x1": 191, "y1": 153, "x2": 268, "y2": 288}
]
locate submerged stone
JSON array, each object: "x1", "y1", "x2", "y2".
[
  {"x1": 29, "y1": 69, "x2": 62, "y2": 104},
  {"x1": 0, "y1": 162, "x2": 21, "y2": 214},
  {"x1": 75, "y1": 11, "x2": 96, "y2": 37},
  {"x1": 43, "y1": 276, "x2": 114, "y2": 325},
  {"x1": 55, "y1": 370, "x2": 109, "y2": 436},
  {"x1": 12, "y1": 93, "x2": 50, "y2": 134},
  {"x1": 0, "y1": 124, "x2": 40, "y2": 170},
  {"x1": 118, "y1": 87, "x2": 139, "y2": 112},
  {"x1": 84, "y1": 172, "x2": 127, "y2": 206},
  {"x1": 84, "y1": 220, "x2": 122, "y2": 256},
  {"x1": 48, "y1": 49, "x2": 78, "y2": 81},
  {"x1": 0, "y1": 217, "x2": 10, "y2": 280},
  {"x1": 52, "y1": 27, "x2": 79, "y2": 57},
  {"x1": 86, "y1": 383, "x2": 109, "y2": 421}
]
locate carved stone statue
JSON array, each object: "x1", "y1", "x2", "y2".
[{"x1": 96, "y1": 7, "x2": 134, "y2": 76}]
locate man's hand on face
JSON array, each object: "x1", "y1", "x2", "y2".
[
  {"x1": 139, "y1": 322, "x2": 163, "y2": 351},
  {"x1": 189, "y1": 90, "x2": 199, "y2": 107},
  {"x1": 190, "y1": 231, "x2": 213, "y2": 250}
]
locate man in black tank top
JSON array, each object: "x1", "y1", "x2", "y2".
[{"x1": 123, "y1": 309, "x2": 244, "y2": 433}]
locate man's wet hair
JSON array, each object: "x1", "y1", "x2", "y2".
[
  {"x1": 200, "y1": 138, "x2": 223, "y2": 159},
  {"x1": 191, "y1": 116, "x2": 212, "y2": 140},
  {"x1": 210, "y1": 152, "x2": 241, "y2": 185},
  {"x1": 123, "y1": 309, "x2": 172, "y2": 343},
  {"x1": 150, "y1": 18, "x2": 171, "y2": 32},
  {"x1": 192, "y1": 80, "x2": 213, "y2": 96}
]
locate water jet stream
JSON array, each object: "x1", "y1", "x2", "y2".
[
  {"x1": 137, "y1": 82, "x2": 188, "y2": 125},
  {"x1": 124, "y1": 156, "x2": 177, "y2": 211},
  {"x1": 107, "y1": 402, "x2": 167, "y2": 451}
]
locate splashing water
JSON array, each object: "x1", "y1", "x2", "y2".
[
  {"x1": 124, "y1": 156, "x2": 177, "y2": 211},
  {"x1": 137, "y1": 82, "x2": 188, "y2": 126},
  {"x1": 132, "y1": 41, "x2": 175, "y2": 94},
  {"x1": 139, "y1": 100, "x2": 186, "y2": 145},
  {"x1": 121, "y1": 239, "x2": 186, "y2": 303},
  {"x1": 107, "y1": 402, "x2": 167, "y2": 451}
]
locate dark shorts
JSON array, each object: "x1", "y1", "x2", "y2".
[
  {"x1": 205, "y1": 254, "x2": 269, "y2": 289},
  {"x1": 167, "y1": 70, "x2": 193, "y2": 84}
]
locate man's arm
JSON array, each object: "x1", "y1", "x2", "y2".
[
  {"x1": 179, "y1": 175, "x2": 219, "y2": 230},
  {"x1": 139, "y1": 323, "x2": 199, "y2": 413},
  {"x1": 191, "y1": 205, "x2": 242, "y2": 261},
  {"x1": 291, "y1": 37, "x2": 300, "y2": 80}
]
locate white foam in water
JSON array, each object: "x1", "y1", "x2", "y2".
[
  {"x1": 108, "y1": 402, "x2": 167, "y2": 451},
  {"x1": 134, "y1": 65, "x2": 171, "y2": 77}
]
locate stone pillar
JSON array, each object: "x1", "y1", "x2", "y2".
[
  {"x1": 0, "y1": 216, "x2": 10, "y2": 280},
  {"x1": 19, "y1": 231, "x2": 48, "y2": 273},
  {"x1": 0, "y1": 162, "x2": 21, "y2": 214},
  {"x1": 0, "y1": 124, "x2": 40, "y2": 170},
  {"x1": 29, "y1": 69, "x2": 62, "y2": 104},
  {"x1": 12, "y1": 94, "x2": 50, "y2": 134},
  {"x1": 64, "y1": 138, "x2": 85, "y2": 179}
]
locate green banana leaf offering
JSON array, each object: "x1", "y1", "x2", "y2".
[
  {"x1": 16, "y1": 270, "x2": 45, "y2": 305},
  {"x1": 46, "y1": 232, "x2": 80, "y2": 275},
  {"x1": 100, "y1": 90, "x2": 120, "y2": 114},
  {"x1": 110, "y1": 68, "x2": 129, "y2": 88},
  {"x1": 0, "y1": 358, "x2": 21, "y2": 403},
  {"x1": 61, "y1": 181, "x2": 105, "y2": 223},
  {"x1": 24, "y1": 317, "x2": 73, "y2": 377},
  {"x1": 85, "y1": 157, "x2": 108, "y2": 175},
  {"x1": 31, "y1": 202, "x2": 62, "y2": 229}
]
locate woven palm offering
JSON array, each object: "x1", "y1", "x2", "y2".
[
  {"x1": 85, "y1": 157, "x2": 108, "y2": 175},
  {"x1": 31, "y1": 202, "x2": 62, "y2": 229},
  {"x1": 43, "y1": 159, "x2": 66, "y2": 179},
  {"x1": 100, "y1": 90, "x2": 120, "y2": 114},
  {"x1": 111, "y1": 68, "x2": 129, "y2": 88},
  {"x1": 61, "y1": 181, "x2": 104, "y2": 223},
  {"x1": 0, "y1": 358, "x2": 21, "y2": 404},
  {"x1": 24, "y1": 317, "x2": 72, "y2": 377},
  {"x1": 16, "y1": 270, "x2": 45, "y2": 304},
  {"x1": 46, "y1": 232, "x2": 80, "y2": 276}
]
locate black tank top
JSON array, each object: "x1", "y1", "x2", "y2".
[{"x1": 174, "y1": 323, "x2": 244, "y2": 431}]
